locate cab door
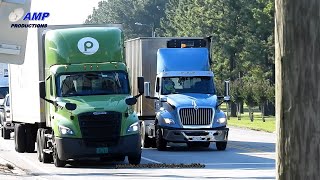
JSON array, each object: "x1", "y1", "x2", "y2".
[{"x1": 45, "y1": 75, "x2": 57, "y2": 127}]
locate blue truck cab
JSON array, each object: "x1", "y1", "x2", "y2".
[{"x1": 125, "y1": 37, "x2": 230, "y2": 151}]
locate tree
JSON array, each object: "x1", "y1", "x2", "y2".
[
  {"x1": 86, "y1": 0, "x2": 168, "y2": 39},
  {"x1": 275, "y1": 0, "x2": 320, "y2": 179},
  {"x1": 242, "y1": 76, "x2": 258, "y2": 122},
  {"x1": 161, "y1": 0, "x2": 275, "y2": 117}
]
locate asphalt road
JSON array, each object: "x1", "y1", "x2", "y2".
[{"x1": 0, "y1": 127, "x2": 276, "y2": 180}]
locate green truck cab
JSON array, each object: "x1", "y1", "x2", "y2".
[{"x1": 11, "y1": 26, "x2": 144, "y2": 167}]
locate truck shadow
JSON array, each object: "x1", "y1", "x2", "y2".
[{"x1": 143, "y1": 140, "x2": 275, "y2": 152}]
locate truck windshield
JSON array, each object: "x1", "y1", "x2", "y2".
[
  {"x1": 56, "y1": 71, "x2": 130, "y2": 97},
  {"x1": 161, "y1": 76, "x2": 215, "y2": 95}
]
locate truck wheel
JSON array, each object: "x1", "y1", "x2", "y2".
[
  {"x1": 15, "y1": 124, "x2": 26, "y2": 153},
  {"x1": 140, "y1": 122, "x2": 152, "y2": 148},
  {"x1": 25, "y1": 125, "x2": 35, "y2": 153},
  {"x1": 156, "y1": 126, "x2": 167, "y2": 151},
  {"x1": 128, "y1": 153, "x2": 141, "y2": 165},
  {"x1": 216, "y1": 142, "x2": 227, "y2": 151},
  {"x1": 53, "y1": 143, "x2": 66, "y2": 167},
  {"x1": 41, "y1": 129, "x2": 53, "y2": 163},
  {"x1": 3, "y1": 127, "x2": 10, "y2": 139},
  {"x1": 36, "y1": 129, "x2": 43, "y2": 162}
]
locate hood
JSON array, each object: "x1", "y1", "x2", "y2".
[
  {"x1": 56, "y1": 95, "x2": 130, "y2": 114},
  {"x1": 165, "y1": 93, "x2": 217, "y2": 108}
]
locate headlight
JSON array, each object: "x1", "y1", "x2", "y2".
[
  {"x1": 58, "y1": 125, "x2": 75, "y2": 135},
  {"x1": 217, "y1": 117, "x2": 227, "y2": 124},
  {"x1": 164, "y1": 118, "x2": 175, "y2": 124},
  {"x1": 127, "y1": 122, "x2": 139, "y2": 132}
]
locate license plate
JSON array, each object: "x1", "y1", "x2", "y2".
[
  {"x1": 96, "y1": 147, "x2": 108, "y2": 154},
  {"x1": 193, "y1": 136, "x2": 205, "y2": 141}
]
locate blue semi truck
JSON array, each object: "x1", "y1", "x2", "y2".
[{"x1": 126, "y1": 37, "x2": 230, "y2": 151}]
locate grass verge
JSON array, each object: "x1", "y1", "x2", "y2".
[{"x1": 227, "y1": 113, "x2": 275, "y2": 133}]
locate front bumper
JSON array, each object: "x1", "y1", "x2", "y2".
[
  {"x1": 55, "y1": 134, "x2": 141, "y2": 161},
  {"x1": 161, "y1": 126, "x2": 229, "y2": 143}
]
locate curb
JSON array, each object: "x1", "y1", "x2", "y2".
[{"x1": 0, "y1": 155, "x2": 27, "y2": 176}]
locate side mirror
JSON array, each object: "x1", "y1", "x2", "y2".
[
  {"x1": 224, "y1": 80, "x2": 230, "y2": 102},
  {"x1": 125, "y1": 97, "x2": 137, "y2": 106},
  {"x1": 65, "y1": 103, "x2": 77, "y2": 111},
  {"x1": 138, "y1": 77, "x2": 144, "y2": 94},
  {"x1": 144, "y1": 82, "x2": 151, "y2": 97},
  {"x1": 39, "y1": 81, "x2": 46, "y2": 99}
]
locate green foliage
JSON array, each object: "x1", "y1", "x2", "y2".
[
  {"x1": 86, "y1": 0, "x2": 275, "y2": 107},
  {"x1": 161, "y1": 0, "x2": 274, "y2": 107},
  {"x1": 86, "y1": 0, "x2": 168, "y2": 39},
  {"x1": 241, "y1": 76, "x2": 258, "y2": 107},
  {"x1": 230, "y1": 79, "x2": 245, "y2": 103}
]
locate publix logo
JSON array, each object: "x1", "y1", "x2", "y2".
[{"x1": 77, "y1": 37, "x2": 99, "y2": 55}]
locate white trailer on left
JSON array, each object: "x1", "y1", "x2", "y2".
[{"x1": 0, "y1": 63, "x2": 12, "y2": 139}]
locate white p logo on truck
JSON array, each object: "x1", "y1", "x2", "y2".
[{"x1": 77, "y1": 37, "x2": 99, "y2": 55}]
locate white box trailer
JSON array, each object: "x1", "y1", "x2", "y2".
[{"x1": 9, "y1": 28, "x2": 45, "y2": 124}]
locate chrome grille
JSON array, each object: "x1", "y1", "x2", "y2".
[{"x1": 179, "y1": 108, "x2": 213, "y2": 125}]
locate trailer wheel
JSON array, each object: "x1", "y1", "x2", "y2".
[
  {"x1": 3, "y1": 127, "x2": 10, "y2": 140},
  {"x1": 15, "y1": 124, "x2": 26, "y2": 153},
  {"x1": 25, "y1": 125, "x2": 35, "y2": 153},
  {"x1": 216, "y1": 142, "x2": 227, "y2": 151},
  {"x1": 128, "y1": 153, "x2": 141, "y2": 165},
  {"x1": 41, "y1": 129, "x2": 53, "y2": 163},
  {"x1": 140, "y1": 121, "x2": 152, "y2": 148},
  {"x1": 53, "y1": 141, "x2": 66, "y2": 167},
  {"x1": 156, "y1": 126, "x2": 167, "y2": 151}
]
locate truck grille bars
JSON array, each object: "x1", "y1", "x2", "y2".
[
  {"x1": 179, "y1": 108, "x2": 213, "y2": 125},
  {"x1": 78, "y1": 111, "x2": 121, "y2": 146}
]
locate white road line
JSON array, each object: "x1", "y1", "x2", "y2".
[
  {"x1": 141, "y1": 156, "x2": 162, "y2": 164},
  {"x1": 16, "y1": 153, "x2": 67, "y2": 180}
]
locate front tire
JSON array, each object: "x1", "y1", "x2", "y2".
[
  {"x1": 128, "y1": 153, "x2": 141, "y2": 165},
  {"x1": 156, "y1": 126, "x2": 167, "y2": 151},
  {"x1": 53, "y1": 139, "x2": 66, "y2": 167},
  {"x1": 216, "y1": 142, "x2": 227, "y2": 151}
]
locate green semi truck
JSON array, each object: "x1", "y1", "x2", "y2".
[{"x1": 2, "y1": 25, "x2": 144, "y2": 167}]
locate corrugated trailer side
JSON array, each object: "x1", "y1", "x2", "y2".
[
  {"x1": 125, "y1": 38, "x2": 143, "y2": 115},
  {"x1": 125, "y1": 38, "x2": 169, "y2": 117}
]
